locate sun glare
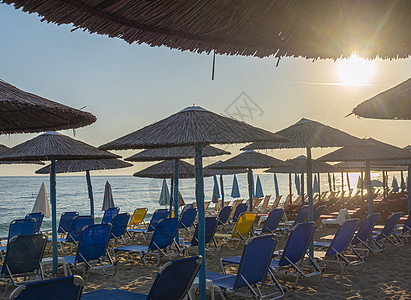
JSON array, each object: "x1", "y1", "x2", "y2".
[{"x1": 337, "y1": 55, "x2": 376, "y2": 86}]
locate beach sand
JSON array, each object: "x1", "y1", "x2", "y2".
[{"x1": 1, "y1": 225, "x2": 411, "y2": 299}]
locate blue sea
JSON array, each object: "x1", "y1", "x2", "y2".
[{"x1": 0, "y1": 172, "x2": 392, "y2": 236}]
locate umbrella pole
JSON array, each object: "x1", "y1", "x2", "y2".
[
  {"x1": 85, "y1": 170, "x2": 94, "y2": 221},
  {"x1": 341, "y1": 172, "x2": 344, "y2": 196},
  {"x1": 195, "y1": 144, "x2": 206, "y2": 300},
  {"x1": 401, "y1": 171, "x2": 405, "y2": 191},
  {"x1": 50, "y1": 156, "x2": 58, "y2": 274},
  {"x1": 361, "y1": 170, "x2": 364, "y2": 199},
  {"x1": 318, "y1": 173, "x2": 321, "y2": 200},
  {"x1": 346, "y1": 172, "x2": 351, "y2": 193},
  {"x1": 328, "y1": 173, "x2": 332, "y2": 192},
  {"x1": 408, "y1": 165, "x2": 411, "y2": 214},
  {"x1": 306, "y1": 147, "x2": 314, "y2": 259},
  {"x1": 288, "y1": 173, "x2": 292, "y2": 199},
  {"x1": 274, "y1": 173, "x2": 279, "y2": 198},
  {"x1": 301, "y1": 172, "x2": 305, "y2": 206},
  {"x1": 365, "y1": 161, "x2": 373, "y2": 215},
  {"x1": 174, "y1": 159, "x2": 179, "y2": 242},
  {"x1": 247, "y1": 168, "x2": 253, "y2": 211},
  {"x1": 220, "y1": 175, "x2": 224, "y2": 207},
  {"x1": 170, "y1": 176, "x2": 174, "y2": 217}
]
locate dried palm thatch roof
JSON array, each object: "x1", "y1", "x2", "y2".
[
  {"x1": 126, "y1": 145, "x2": 230, "y2": 162},
  {"x1": 100, "y1": 106, "x2": 288, "y2": 150},
  {"x1": 334, "y1": 161, "x2": 407, "y2": 172},
  {"x1": 204, "y1": 160, "x2": 247, "y2": 175},
  {"x1": 242, "y1": 118, "x2": 362, "y2": 150},
  {"x1": 0, "y1": 79, "x2": 96, "y2": 134},
  {"x1": 133, "y1": 160, "x2": 212, "y2": 179},
  {"x1": 318, "y1": 138, "x2": 411, "y2": 162},
  {"x1": 0, "y1": 144, "x2": 44, "y2": 165},
  {"x1": 0, "y1": 131, "x2": 118, "y2": 161},
  {"x1": 265, "y1": 155, "x2": 336, "y2": 173},
  {"x1": 35, "y1": 159, "x2": 132, "y2": 174},
  {"x1": 4, "y1": 1, "x2": 410, "y2": 60},
  {"x1": 209, "y1": 150, "x2": 291, "y2": 170},
  {"x1": 351, "y1": 78, "x2": 411, "y2": 120}
]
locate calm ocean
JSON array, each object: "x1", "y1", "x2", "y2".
[{"x1": 0, "y1": 172, "x2": 390, "y2": 236}]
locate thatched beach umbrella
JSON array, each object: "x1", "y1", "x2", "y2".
[
  {"x1": 209, "y1": 150, "x2": 291, "y2": 211},
  {"x1": 265, "y1": 155, "x2": 337, "y2": 201},
  {"x1": 0, "y1": 131, "x2": 117, "y2": 273},
  {"x1": 35, "y1": 159, "x2": 132, "y2": 218},
  {"x1": 318, "y1": 138, "x2": 411, "y2": 215},
  {"x1": 0, "y1": 144, "x2": 44, "y2": 165},
  {"x1": 4, "y1": 1, "x2": 410, "y2": 60},
  {"x1": 351, "y1": 78, "x2": 411, "y2": 120},
  {"x1": 0, "y1": 79, "x2": 96, "y2": 134},
  {"x1": 243, "y1": 118, "x2": 362, "y2": 221},
  {"x1": 126, "y1": 145, "x2": 229, "y2": 219},
  {"x1": 99, "y1": 105, "x2": 288, "y2": 298},
  {"x1": 204, "y1": 160, "x2": 247, "y2": 207}
]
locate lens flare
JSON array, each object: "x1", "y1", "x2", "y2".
[{"x1": 337, "y1": 55, "x2": 376, "y2": 85}]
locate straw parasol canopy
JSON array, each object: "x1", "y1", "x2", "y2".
[
  {"x1": 335, "y1": 161, "x2": 407, "y2": 172},
  {"x1": 0, "y1": 79, "x2": 96, "y2": 134},
  {"x1": 0, "y1": 144, "x2": 44, "y2": 165},
  {"x1": 35, "y1": 159, "x2": 132, "y2": 174},
  {"x1": 100, "y1": 106, "x2": 288, "y2": 150},
  {"x1": 4, "y1": 1, "x2": 410, "y2": 60},
  {"x1": 133, "y1": 160, "x2": 212, "y2": 179},
  {"x1": 265, "y1": 155, "x2": 337, "y2": 174},
  {"x1": 0, "y1": 131, "x2": 119, "y2": 161},
  {"x1": 204, "y1": 160, "x2": 247, "y2": 176},
  {"x1": 125, "y1": 145, "x2": 230, "y2": 162},
  {"x1": 351, "y1": 78, "x2": 411, "y2": 120}
]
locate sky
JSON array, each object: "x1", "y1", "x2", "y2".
[{"x1": 0, "y1": 3, "x2": 410, "y2": 176}]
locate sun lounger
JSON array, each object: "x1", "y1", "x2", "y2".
[
  {"x1": 180, "y1": 217, "x2": 218, "y2": 255},
  {"x1": 82, "y1": 255, "x2": 202, "y2": 300},
  {"x1": 254, "y1": 208, "x2": 284, "y2": 235},
  {"x1": 371, "y1": 212, "x2": 403, "y2": 251},
  {"x1": 57, "y1": 212, "x2": 79, "y2": 236},
  {"x1": 9, "y1": 275, "x2": 84, "y2": 300},
  {"x1": 256, "y1": 195, "x2": 271, "y2": 212},
  {"x1": 281, "y1": 206, "x2": 308, "y2": 234},
  {"x1": 178, "y1": 207, "x2": 197, "y2": 231},
  {"x1": 231, "y1": 203, "x2": 247, "y2": 223},
  {"x1": 62, "y1": 223, "x2": 114, "y2": 276},
  {"x1": 349, "y1": 213, "x2": 380, "y2": 262},
  {"x1": 115, "y1": 217, "x2": 180, "y2": 265},
  {"x1": 101, "y1": 207, "x2": 120, "y2": 224},
  {"x1": 214, "y1": 212, "x2": 256, "y2": 249},
  {"x1": 0, "y1": 219, "x2": 36, "y2": 257},
  {"x1": 25, "y1": 212, "x2": 44, "y2": 233},
  {"x1": 313, "y1": 205, "x2": 326, "y2": 223},
  {"x1": 127, "y1": 208, "x2": 168, "y2": 241},
  {"x1": 110, "y1": 213, "x2": 130, "y2": 241},
  {"x1": 54, "y1": 216, "x2": 93, "y2": 253},
  {"x1": 1, "y1": 234, "x2": 47, "y2": 293},
  {"x1": 322, "y1": 208, "x2": 349, "y2": 226},
  {"x1": 206, "y1": 235, "x2": 284, "y2": 299},
  {"x1": 229, "y1": 199, "x2": 243, "y2": 218},
  {"x1": 216, "y1": 206, "x2": 232, "y2": 227},
  {"x1": 128, "y1": 208, "x2": 147, "y2": 227},
  {"x1": 396, "y1": 214, "x2": 411, "y2": 240}
]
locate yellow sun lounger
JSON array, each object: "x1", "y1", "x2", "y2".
[
  {"x1": 214, "y1": 212, "x2": 256, "y2": 249},
  {"x1": 128, "y1": 208, "x2": 148, "y2": 227}
]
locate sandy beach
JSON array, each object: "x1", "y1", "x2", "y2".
[{"x1": 2, "y1": 221, "x2": 410, "y2": 300}]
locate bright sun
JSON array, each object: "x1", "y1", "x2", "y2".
[{"x1": 337, "y1": 55, "x2": 376, "y2": 85}]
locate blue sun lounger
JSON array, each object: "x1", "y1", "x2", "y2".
[
  {"x1": 54, "y1": 215, "x2": 93, "y2": 253},
  {"x1": 0, "y1": 219, "x2": 36, "y2": 258},
  {"x1": 25, "y1": 212, "x2": 44, "y2": 233},
  {"x1": 9, "y1": 275, "x2": 84, "y2": 300},
  {"x1": 205, "y1": 235, "x2": 284, "y2": 299},
  {"x1": 62, "y1": 223, "x2": 114, "y2": 276},
  {"x1": 110, "y1": 213, "x2": 130, "y2": 241},
  {"x1": 217, "y1": 206, "x2": 232, "y2": 227},
  {"x1": 115, "y1": 217, "x2": 180, "y2": 265},
  {"x1": 128, "y1": 208, "x2": 168, "y2": 241},
  {"x1": 232, "y1": 203, "x2": 247, "y2": 223},
  {"x1": 280, "y1": 206, "x2": 308, "y2": 234},
  {"x1": 255, "y1": 208, "x2": 284, "y2": 235},
  {"x1": 371, "y1": 212, "x2": 403, "y2": 250},
  {"x1": 82, "y1": 255, "x2": 203, "y2": 300},
  {"x1": 101, "y1": 207, "x2": 120, "y2": 224},
  {"x1": 57, "y1": 212, "x2": 79, "y2": 236},
  {"x1": 313, "y1": 218, "x2": 359, "y2": 275},
  {"x1": 349, "y1": 213, "x2": 380, "y2": 262},
  {"x1": 1, "y1": 234, "x2": 47, "y2": 293},
  {"x1": 396, "y1": 213, "x2": 411, "y2": 240},
  {"x1": 178, "y1": 207, "x2": 197, "y2": 232},
  {"x1": 180, "y1": 216, "x2": 218, "y2": 255}
]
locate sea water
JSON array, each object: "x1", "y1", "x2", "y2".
[{"x1": 0, "y1": 172, "x2": 390, "y2": 236}]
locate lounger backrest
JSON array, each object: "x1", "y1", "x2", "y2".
[
  {"x1": 232, "y1": 212, "x2": 256, "y2": 238},
  {"x1": 147, "y1": 256, "x2": 203, "y2": 300},
  {"x1": 217, "y1": 206, "x2": 232, "y2": 225},
  {"x1": 9, "y1": 275, "x2": 84, "y2": 300},
  {"x1": 233, "y1": 203, "x2": 247, "y2": 223},
  {"x1": 351, "y1": 213, "x2": 380, "y2": 245},
  {"x1": 262, "y1": 209, "x2": 284, "y2": 233},
  {"x1": 75, "y1": 223, "x2": 112, "y2": 264},
  {"x1": 128, "y1": 208, "x2": 147, "y2": 226},
  {"x1": 279, "y1": 222, "x2": 314, "y2": 267},
  {"x1": 66, "y1": 216, "x2": 93, "y2": 243},
  {"x1": 58, "y1": 212, "x2": 79, "y2": 234},
  {"x1": 149, "y1": 218, "x2": 180, "y2": 251},
  {"x1": 179, "y1": 208, "x2": 197, "y2": 229},
  {"x1": 234, "y1": 235, "x2": 277, "y2": 290},
  {"x1": 110, "y1": 213, "x2": 130, "y2": 239},
  {"x1": 402, "y1": 214, "x2": 411, "y2": 233},
  {"x1": 181, "y1": 204, "x2": 194, "y2": 213},
  {"x1": 25, "y1": 212, "x2": 44, "y2": 233},
  {"x1": 190, "y1": 217, "x2": 218, "y2": 247},
  {"x1": 101, "y1": 207, "x2": 120, "y2": 224},
  {"x1": 8, "y1": 219, "x2": 36, "y2": 241},
  {"x1": 334, "y1": 208, "x2": 349, "y2": 224},
  {"x1": 313, "y1": 205, "x2": 326, "y2": 222},
  {"x1": 293, "y1": 205, "x2": 309, "y2": 226},
  {"x1": 1, "y1": 234, "x2": 47, "y2": 277},
  {"x1": 147, "y1": 209, "x2": 169, "y2": 232},
  {"x1": 376, "y1": 212, "x2": 401, "y2": 242},
  {"x1": 272, "y1": 195, "x2": 282, "y2": 209},
  {"x1": 325, "y1": 219, "x2": 359, "y2": 256}
]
